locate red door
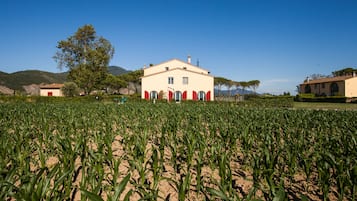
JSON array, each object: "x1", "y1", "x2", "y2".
[
  {"x1": 144, "y1": 91, "x2": 149, "y2": 100},
  {"x1": 48, "y1": 92, "x2": 53, "y2": 96}
]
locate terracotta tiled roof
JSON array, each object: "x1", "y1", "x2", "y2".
[
  {"x1": 302, "y1": 75, "x2": 355, "y2": 85},
  {"x1": 40, "y1": 83, "x2": 64, "y2": 89}
]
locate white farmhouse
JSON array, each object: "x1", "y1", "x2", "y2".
[
  {"x1": 141, "y1": 57, "x2": 214, "y2": 101},
  {"x1": 40, "y1": 83, "x2": 64, "y2": 97}
]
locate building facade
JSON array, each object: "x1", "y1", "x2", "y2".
[
  {"x1": 141, "y1": 57, "x2": 214, "y2": 101},
  {"x1": 299, "y1": 75, "x2": 357, "y2": 97},
  {"x1": 40, "y1": 83, "x2": 64, "y2": 97}
]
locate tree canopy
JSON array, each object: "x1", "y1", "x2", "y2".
[
  {"x1": 53, "y1": 24, "x2": 114, "y2": 95},
  {"x1": 248, "y1": 80, "x2": 260, "y2": 93},
  {"x1": 214, "y1": 77, "x2": 260, "y2": 96},
  {"x1": 61, "y1": 82, "x2": 79, "y2": 97},
  {"x1": 118, "y1": 69, "x2": 143, "y2": 94},
  {"x1": 332, "y1": 67, "x2": 357, "y2": 77}
]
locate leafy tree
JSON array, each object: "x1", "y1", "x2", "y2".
[
  {"x1": 61, "y1": 82, "x2": 79, "y2": 97},
  {"x1": 103, "y1": 74, "x2": 127, "y2": 94},
  {"x1": 239, "y1": 81, "x2": 249, "y2": 94},
  {"x1": 332, "y1": 67, "x2": 357, "y2": 77},
  {"x1": 226, "y1": 80, "x2": 234, "y2": 96},
  {"x1": 118, "y1": 69, "x2": 143, "y2": 94},
  {"x1": 308, "y1": 74, "x2": 328, "y2": 80},
  {"x1": 53, "y1": 24, "x2": 114, "y2": 95},
  {"x1": 248, "y1": 80, "x2": 260, "y2": 94},
  {"x1": 214, "y1": 77, "x2": 230, "y2": 96},
  {"x1": 234, "y1": 81, "x2": 241, "y2": 91}
]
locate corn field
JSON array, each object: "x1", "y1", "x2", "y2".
[{"x1": 0, "y1": 101, "x2": 356, "y2": 200}]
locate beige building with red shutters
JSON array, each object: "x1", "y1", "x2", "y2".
[{"x1": 141, "y1": 57, "x2": 214, "y2": 101}]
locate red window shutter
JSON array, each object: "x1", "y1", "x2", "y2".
[
  {"x1": 48, "y1": 92, "x2": 53, "y2": 96},
  {"x1": 182, "y1": 91, "x2": 187, "y2": 100},
  {"x1": 192, "y1": 91, "x2": 197, "y2": 101},
  {"x1": 144, "y1": 91, "x2": 149, "y2": 100},
  {"x1": 169, "y1": 91, "x2": 173, "y2": 101},
  {"x1": 206, "y1": 91, "x2": 211, "y2": 101}
]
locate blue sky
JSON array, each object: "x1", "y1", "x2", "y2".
[{"x1": 1, "y1": 0, "x2": 357, "y2": 94}]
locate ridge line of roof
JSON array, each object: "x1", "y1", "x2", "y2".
[
  {"x1": 301, "y1": 75, "x2": 356, "y2": 84},
  {"x1": 141, "y1": 67, "x2": 214, "y2": 78},
  {"x1": 144, "y1": 58, "x2": 210, "y2": 72}
]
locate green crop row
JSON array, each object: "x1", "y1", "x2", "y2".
[{"x1": 0, "y1": 102, "x2": 356, "y2": 200}]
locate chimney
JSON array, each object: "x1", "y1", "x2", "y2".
[{"x1": 187, "y1": 55, "x2": 191, "y2": 64}]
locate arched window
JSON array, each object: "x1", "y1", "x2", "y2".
[
  {"x1": 198, "y1": 91, "x2": 205, "y2": 101},
  {"x1": 330, "y1": 82, "x2": 339, "y2": 96},
  {"x1": 150, "y1": 91, "x2": 158, "y2": 99},
  {"x1": 174, "y1": 91, "x2": 182, "y2": 102},
  {"x1": 304, "y1": 85, "x2": 311, "y2": 93}
]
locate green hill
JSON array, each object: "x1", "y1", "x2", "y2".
[
  {"x1": 109, "y1": 66, "x2": 130, "y2": 75},
  {"x1": 0, "y1": 66, "x2": 130, "y2": 92},
  {"x1": 0, "y1": 70, "x2": 67, "y2": 91}
]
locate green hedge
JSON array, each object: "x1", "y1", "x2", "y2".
[
  {"x1": 236, "y1": 96, "x2": 294, "y2": 108},
  {"x1": 0, "y1": 94, "x2": 146, "y2": 104},
  {"x1": 294, "y1": 95, "x2": 348, "y2": 103}
]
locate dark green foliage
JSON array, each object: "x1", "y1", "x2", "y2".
[
  {"x1": 108, "y1": 66, "x2": 129, "y2": 76},
  {"x1": 61, "y1": 82, "x2": 79, "y2": 97},
  {"x1": 295, "y1": 94, "x2": 348, "y2": 103},
  {"x1": 332, "y1": 67, "x2": 357, "y2": 77},
  {"x1": 53, "y1": 24, "x2": 114, "y2": 95},
  {"x1": 238, "y1": 96, "x2": 294, "y2": 108}
]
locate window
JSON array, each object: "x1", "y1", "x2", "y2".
[
  {"x1": 175, "y1": 91, "x2": 182, "y2": 102},
  {"x1": 165, "y1": 67, "x2": 169, "y2": 71},
  {"x1": 168, "y1": 77, "x2": 174, "y2": 84},
  {"x1": 183, "y1": 67, "x2": 187, "y2": 70},
  {"x1": 304, "y1": 85, "x2": 311, "y2": 93},
  {"x1": 150, "y1": 91, "x2": 158, "y2": 99},
  {"x1": 322, "y1": 83, "x2": 325, "y2": 88},
  {"x1": 198, "y1": 91, "x2": 205, "y2": 101},
  {"x1": 330, "y1": 82, "x2": 339, "y2": 96},
  {"x1": 182, "y1": 77, "x2": 188, "y2": 85}
]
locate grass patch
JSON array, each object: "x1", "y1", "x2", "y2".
[{"x1": 293, "y1": 101, "x2": 357, "y2": 110}]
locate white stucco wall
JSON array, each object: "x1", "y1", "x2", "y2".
[
  {"x1": 345, "y1": 77, "x2": 357, "y2": 97},
  {"x1": 40, "y1": 89, "x2": 63, "y2": 97}
]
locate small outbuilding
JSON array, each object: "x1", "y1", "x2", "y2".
[{"x1": 40, "y1": 83, "x2": 64, "y2": 97}]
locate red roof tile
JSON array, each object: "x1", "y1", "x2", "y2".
[
  {"x1": 302, "y1": 75, "x2": 354, "y2": 85},
  {"x1": 40, "y1": 83, "x2": 64, "y2": 89}
]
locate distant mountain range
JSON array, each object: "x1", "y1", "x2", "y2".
[
  {"x1": 215, "y1": 88, "x2": 254, "y2": 96},
  {"x1": 0, "y1": 66, "x2": 129, "y2": 94}
]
